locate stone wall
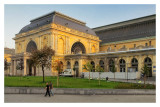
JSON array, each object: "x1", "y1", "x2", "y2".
[{"x1": 5, "y1": 87, "x2": 155, "y2": 95}]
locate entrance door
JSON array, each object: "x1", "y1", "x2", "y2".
[
  {"x1": 29, "y1": 64, "x2": 32, "y2": 76},
  {"x1": 27, "y1": 59, "x2": 33, "y2": 76},
  {"x1": 74, "y1": 61, "x2": 79, "y2": 77}
]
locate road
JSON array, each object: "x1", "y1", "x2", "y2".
[{"x1": 4, "y1": 94, "x2": 155, "y2": 103}]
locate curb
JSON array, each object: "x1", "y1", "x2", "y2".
[{"x1": 5, "y1": 87, "x2": 156, "y2": 95}]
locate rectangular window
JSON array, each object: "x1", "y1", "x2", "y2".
[
  {"x1": 145, "y1": 43, "x2": 148, "y2": 47},
  {"x1": 134, "y1": 44, "x2": 136, "y2": 48},
  {"x1": 149, "y1": 41, "x2": 151, "y2": 46}
]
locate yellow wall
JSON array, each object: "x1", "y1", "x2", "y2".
[
  {"x1": 4, "y1": 54, "x2": 12, "y2": 62},
  {"x1": 100, "y1": 37, "x2": 156, "y2": 52},
  {"x1": 14, "y1": 23, "x2": 100, "y2": 55}
]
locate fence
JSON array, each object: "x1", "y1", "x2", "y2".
[{"x1": 83, "y1": 72, "x2": 141, "y2": 80}]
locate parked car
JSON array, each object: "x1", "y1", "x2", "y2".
[{"x1": 60, "y1": 69, "x2": 73, "y2": 77}]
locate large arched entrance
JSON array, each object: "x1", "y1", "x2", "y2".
[
  {"x1": 144, "y1": 57, "x2": 152, "y2": 77},
  {"x1": 74, "y1": 61, "x2": 79, "y2": 77},
  {"x1": 71, "y1": 42, "x2": 86, "y2": 54},
  {"x1": 26, "y1": 40, "x2": 37, "y2": 53},
  {"x1": 26, "y1": 40, "x2": 37, "y2": 76}
]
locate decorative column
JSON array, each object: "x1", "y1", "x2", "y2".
[
  {"x1": 115, "y1": 58, "x2": 118, "y2": 72},
  {"x1": 68, "y1": 37, "x2": 70, "y2": 54},
  {"x1": 104, "y1": 57, "x2": 108, "y2": 72},
  {"x1": 14, "y1": 60, "x2": 17, "y2": 76},
  {"x1": 51, "y1": 33, "x2": 54, "y2": 50},
  {"x1": 138, "y1": 55, "x2": 142, "y2": 73},
  {"x1": 11, "y1": 60, "x2": 14, "y2": 76},
  {"x1": 39, "y1": 35, "x2": 41, "y2": 49},
  {"x1": 23, "y1": 58, "x2": 27, "y2": 76},
  {"x1": 55, "y1": 34, "x2": 58, "y2": 53},
  {"x1": 65, "y1": 36, "x2": 67, "y2": 54},
  {"x1": 88, "y1": 40, "x2": 91, "y2": 53}
]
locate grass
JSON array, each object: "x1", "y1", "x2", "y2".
[{"x1": 4, "y1": 76, "x2": 155, "y2": 89}]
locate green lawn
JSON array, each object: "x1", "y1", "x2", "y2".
[{"x1": 4, "y1": 76, "x2": 155, "y2": 89}]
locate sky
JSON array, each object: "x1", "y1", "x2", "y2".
[{"x1": 4, "y1": 4, "x2": 155, "y2": 49}]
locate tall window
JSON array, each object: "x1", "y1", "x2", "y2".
[
  {"x1": 149, "y1": 41, "x2": 151, "y2": 46},
  {"x1": 99, "y1": 60, "x2": 104, "y2": 70},
  {"x1": 109, "y1": 59, "x2": 114, "y2": 72},
  {"x1": 144, "y1": 57, "x2": 152, "y2": 77},
  {"x1": 119, "y1": 59, "x2": 126, "y2": 72},
  {"x1": 67, "y1": 61, "x2": 71, "y2": 69},
  {"x1": 91, "y1": 61, "x2": 95, "y2": 72},
  {"x1": 131, "y1": 58, "x2": 138, "y2": 72}
]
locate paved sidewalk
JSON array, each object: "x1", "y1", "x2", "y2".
[{"x1": 5, "y1": 94, "x2": 156, "y2": 103}]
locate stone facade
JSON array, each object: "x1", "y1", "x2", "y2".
[{"x1": 8, "y1": 11, "x2": 156, "y2": 78}]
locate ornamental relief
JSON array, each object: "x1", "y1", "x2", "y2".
[
  {"x1": 51, "y1": 23, "x2": 99, "y2": 41},
  {"x1": 15, "y1": 23, "x2": 99, "y2": 43}
]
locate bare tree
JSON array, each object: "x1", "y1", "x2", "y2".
[
  {"x1": 95, "y1": 64, "x2": 104, "y2": 85},
  {"x1": 52, "y1": 60, "x2": 63, "y2": 87}
]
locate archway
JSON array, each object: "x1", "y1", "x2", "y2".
[
  {"x1": 71, "y1": 42, "x2": 86, "y2": 54},
  {"x1": 119, "y1": 59, "x2": 126, "y2": 72},
  {"x1": 27, "y1": 59, "x2": 36, "y2": 76},
  {"x1": 144, "y1": 57, "x2": 152, "y2": 77},
  {"x1": 26, "y1": 40, "x2": 37, "y2": 53},
  {"x1": 131, "y1": 58, "x2": 138, "y2": 72}
]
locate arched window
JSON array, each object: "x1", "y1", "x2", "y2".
[
  {"x1": 26, "y1": 40, "x2": 37, "y2": 53},
  {"x1": 67, "y1": 61, "x2": 71, "y2": 69},
  {"x1": 119, "y1": 59, "x2": 126, "y2": 72},
  {"x1": 109, "y1": 59, "x2": 114, "y2": 72},
  {"x1": 91, "y1": 61, "x2": 95, "y2": 72},
  {"x1": 99, "y1": 60, "x2": 104, "y2": 70},
  {"x1": 131, "y1": 58, "x2": 138, "y2": 72},
  {"x1": 71, "y1": 42, "x2": 86, "y2": 54},
  {"x1": 144, "y1": 57, "x2": 152, "y2": 65},
  {"x1": 144, "y1": 57, "x2": 152, "y2": 77}
]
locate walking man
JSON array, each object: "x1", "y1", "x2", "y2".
[
  {"x1": 49, "y1": 81, "x2": 54, "y2": 96},
  {"x1": 45, "y1": 82, "x2": 50, "y2": 97}
]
